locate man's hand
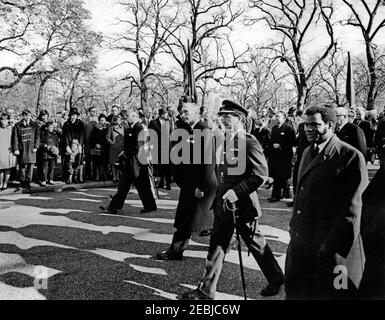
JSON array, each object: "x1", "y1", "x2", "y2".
[
  {"x1": 195, "y1": 188, "x2": 204, "y2": 198},
  {"x1": 222, "y1": 189, "x2": 238, "y2": 203},
  {"x1": 14, "y1": 150, "x2": 20, "y2": 156},
  {"x1": 96, "y1": 144, "x2": 101, "y2": 149},
  {"x1": 32, "y1": 148, "x2": 37, "y2": 153},
  {"x1": 273, "y1": 143, "x2": 280, "y2": 149}
]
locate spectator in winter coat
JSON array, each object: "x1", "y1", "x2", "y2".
[
  {"x1": 11, "y1": 109, "x2": 40, "y2": 190},
  {"x1": 37, "y1": 121, "x2": 60, "y2": 186}
]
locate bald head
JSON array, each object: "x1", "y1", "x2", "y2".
[
  {"x1": 336, "y1": 107, "x2": 349, "y2": 126},
  {"x1": 181, "y1": 102, "x2": 200, "y2": 126}
]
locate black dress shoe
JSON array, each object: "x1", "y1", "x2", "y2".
[
  {"x1": 268, "y1": 197, "x2": 280, "y2": 203},
  {"x1": 140, "y1": 207, "x2": 157, "y2": 214},
  {"x1": 287, "y1": 201, "x2": 294, "y2": 207},
  {"x1": 181, "y1": 289, "x2": 213, "y2": 300},
  {"x1": 260, "y1": 282, "x2": 282, "y2": 296},
  {"x1": 155, "y1": 250, "x2": 183, "y2": 261},
  {"x1": 99, "y1": 205, "x2": 117, "y2": 215},
  {"x1": 165, "y1": 185, "x2": 171, "y2": 190}
]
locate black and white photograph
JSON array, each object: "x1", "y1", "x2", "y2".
[{"x1": 0, "y1": 0, "x2": 384, "y2": 309}]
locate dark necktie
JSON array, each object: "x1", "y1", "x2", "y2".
[{"x1": 310, "y1": 144, "x2": 319, "y2": 160}]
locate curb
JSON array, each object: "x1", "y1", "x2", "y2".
[{"x1": 0, "y1": 180, "x2": 119, "y2": 195}]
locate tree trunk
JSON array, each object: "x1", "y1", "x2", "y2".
[
  {"x1": 140, "y1": 78, "x2": 147, "y2": 110},
  {"x1": 36, "y1": 76, "x2": 49, "y2": 115},
  {"x1": 296, "y1": 84, "x2": 307, "y2": 111},
  {"x1": 366, "y1": 42, "x2": 377, "y2": 110}
]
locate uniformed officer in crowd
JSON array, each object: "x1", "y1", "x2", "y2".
[
  {"x1": 100, "y1": 110, "x2": 158, "y2": 214},
  {"x1": 182, "y1": 100, "x2": 284, "y2": 300}
]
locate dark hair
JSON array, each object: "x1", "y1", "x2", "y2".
[
  {"x1": 296, "y1": 109, "x2": 304, "y2": 117},
  {"x1": 305, "y1": 106, "x2": 337, "y2": 124},
  {"x1": 38, "y1": 110, "x2": 49, "y2": 120},
  {"x1": 112, "y1": 114, "x2": 122, "y2": 124},
  {"x1": 98, "y1": 114, "x2": 107, "y2": 121},
  {"x1": 0, "y1": 112, "x2": 10, "y2": 121}
]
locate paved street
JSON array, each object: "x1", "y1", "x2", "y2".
[{"x1": 0, "y1": 184, "x2": 295, "y2": 300}]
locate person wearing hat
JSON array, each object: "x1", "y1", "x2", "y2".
[
  {"x1": 11, "y1": 109, "x2": 40, "y2": 190},
  {"x1": 61, "y1": 107, "x2": 85, "y2": 183},
  {"x1": 182, "y1": 100, "x2": 284, "y2": 300},
  {"x1": 148, "y1": 108, "x2": 172, "y2": 190},
  {"x1": 37, "y1": 121, "x2": 60, "y2": 186}
]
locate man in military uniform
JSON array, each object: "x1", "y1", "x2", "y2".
[
  {"x1": 100, "y1": 110, "x2": 157, "y2": 214},
  {"x1": 182, "y1": 100, "x2": 284, "y2": 300}
]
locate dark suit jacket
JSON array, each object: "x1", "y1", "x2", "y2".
[
  {"x1": 359, "y1": 168, "x2": 385, "y2": 299},
  {"x1": 269, "y1": 122, "x2": 296, "y2": 179},
  {"x1": 374, "y1": 120, "x2": 385, "y2": 152},
  {"x1": 123, "y1": 121, "x2": 149, "y2": 178},
  {"x1": 354, "y1": 119, "x2": 375, "y2": 148},
  {"x1": 337, "y1": 122, "x2": 367, "y2": 156},
  {"x1": 286, "y1": 135, "x2": 368, "y2": 298},
  {"x1": 252, "y1": 126, "x2": 271, "y2": 153}
]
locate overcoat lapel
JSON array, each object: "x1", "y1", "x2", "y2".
[{"x1": 297, "y1": 135, "x2": 339, "y2": 186}]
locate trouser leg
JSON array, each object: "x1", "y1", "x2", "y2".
[
  {"x1": 27, "y1": 163, "x2": 33, "y2": 183},
  {"x1": 169, "y1": 228, "x2": 191, "y2": 254},
  {"x1": 19, "y1": 164, "x2": 26, "y2": 187},
  {"x1": 134, "y1": 165, "x2": 157, "y2": 209},
  {"x1": 48, "y1": 159, "x2": 55, "y2": 181},
  {"x1": 271, "y1": 177, "x2": 282, "y2": 198},
  {"x1": 164, "y1": 164, "x2": 172, "y2": 186},
  {"x1": 109, "y1": 168, "x2": 132, "y2": 210},
  {"x1": 198, "y1": 218, "x2": 234, "y2": 299},
  {"x1": 37, "y1": 160, "x2": 45, "y2": 182},
  {"x1": 237, "y1": 222, "x2": 284, "y2": 285},
  {"x1": 282, "y1": 179, "x2": 291, "y2": 198}
]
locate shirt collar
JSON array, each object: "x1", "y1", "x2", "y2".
[{"x1": 315, "y1": 135, "x2": 333, "y2": 153}]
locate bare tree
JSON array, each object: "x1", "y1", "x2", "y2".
[
  {"x1": 163, "y1": 0, "x2": 247, "y2": 99},
  {"x1": 108, "y1": 0, "x2": 180, "y2": 110},
  {"x1": 0, "y1": 0, "x2": 100, "y2": 91},
  {"x1": 341, "y1": 0, "x2": 385, "y2": 110},
  {"x1": 224, "y1": 48, "x2": 286, "y2": 110},
  {"x1": 247, "y1": 0, "x2": 336, "y2": 111},
  {"x1": 310, "y1": 44, "x2": 348, "y2": 107}
]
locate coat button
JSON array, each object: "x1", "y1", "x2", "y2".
[{"x1": 297, "y1": 210, "x2": 301, "y2": 214}]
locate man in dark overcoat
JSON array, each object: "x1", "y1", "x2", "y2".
[
  {"x1": 335, "y1": 107, "x2": 367, "y2": 157},
  {"x1": 12, "y1": 109, "x2": 40, "y2": 189},
  {"x1": 155, "y1": 102, "x2": 217, "y2": 260},
  {"x1": 61, "y1": 107, "x2": 85, "y2": 181},
  {"x1": 101, "y1": 110, "x2": 157, "y2": 214},
  {"x1": 285, "y1": 106, "x2": 368, "y2": 299},
  {"x1": 374, "y1": 118, "x2": 385, "y2": 169},
  {"x1": 148, "y1": 108, "x2": 173, "y2": 190},
  {"x1": 268, "y1": 110, "x2": 296, "y2": 202},
  {"x1": 182, "y1": 100, "x2": 284, "y2": 300},
  {"x1": 359, "y1": 167, "x2": 385, "y2": 299}
]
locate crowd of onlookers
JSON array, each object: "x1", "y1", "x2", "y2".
[{"x1": 0, "y1": 102, "x2": 384, "y2": 193}]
